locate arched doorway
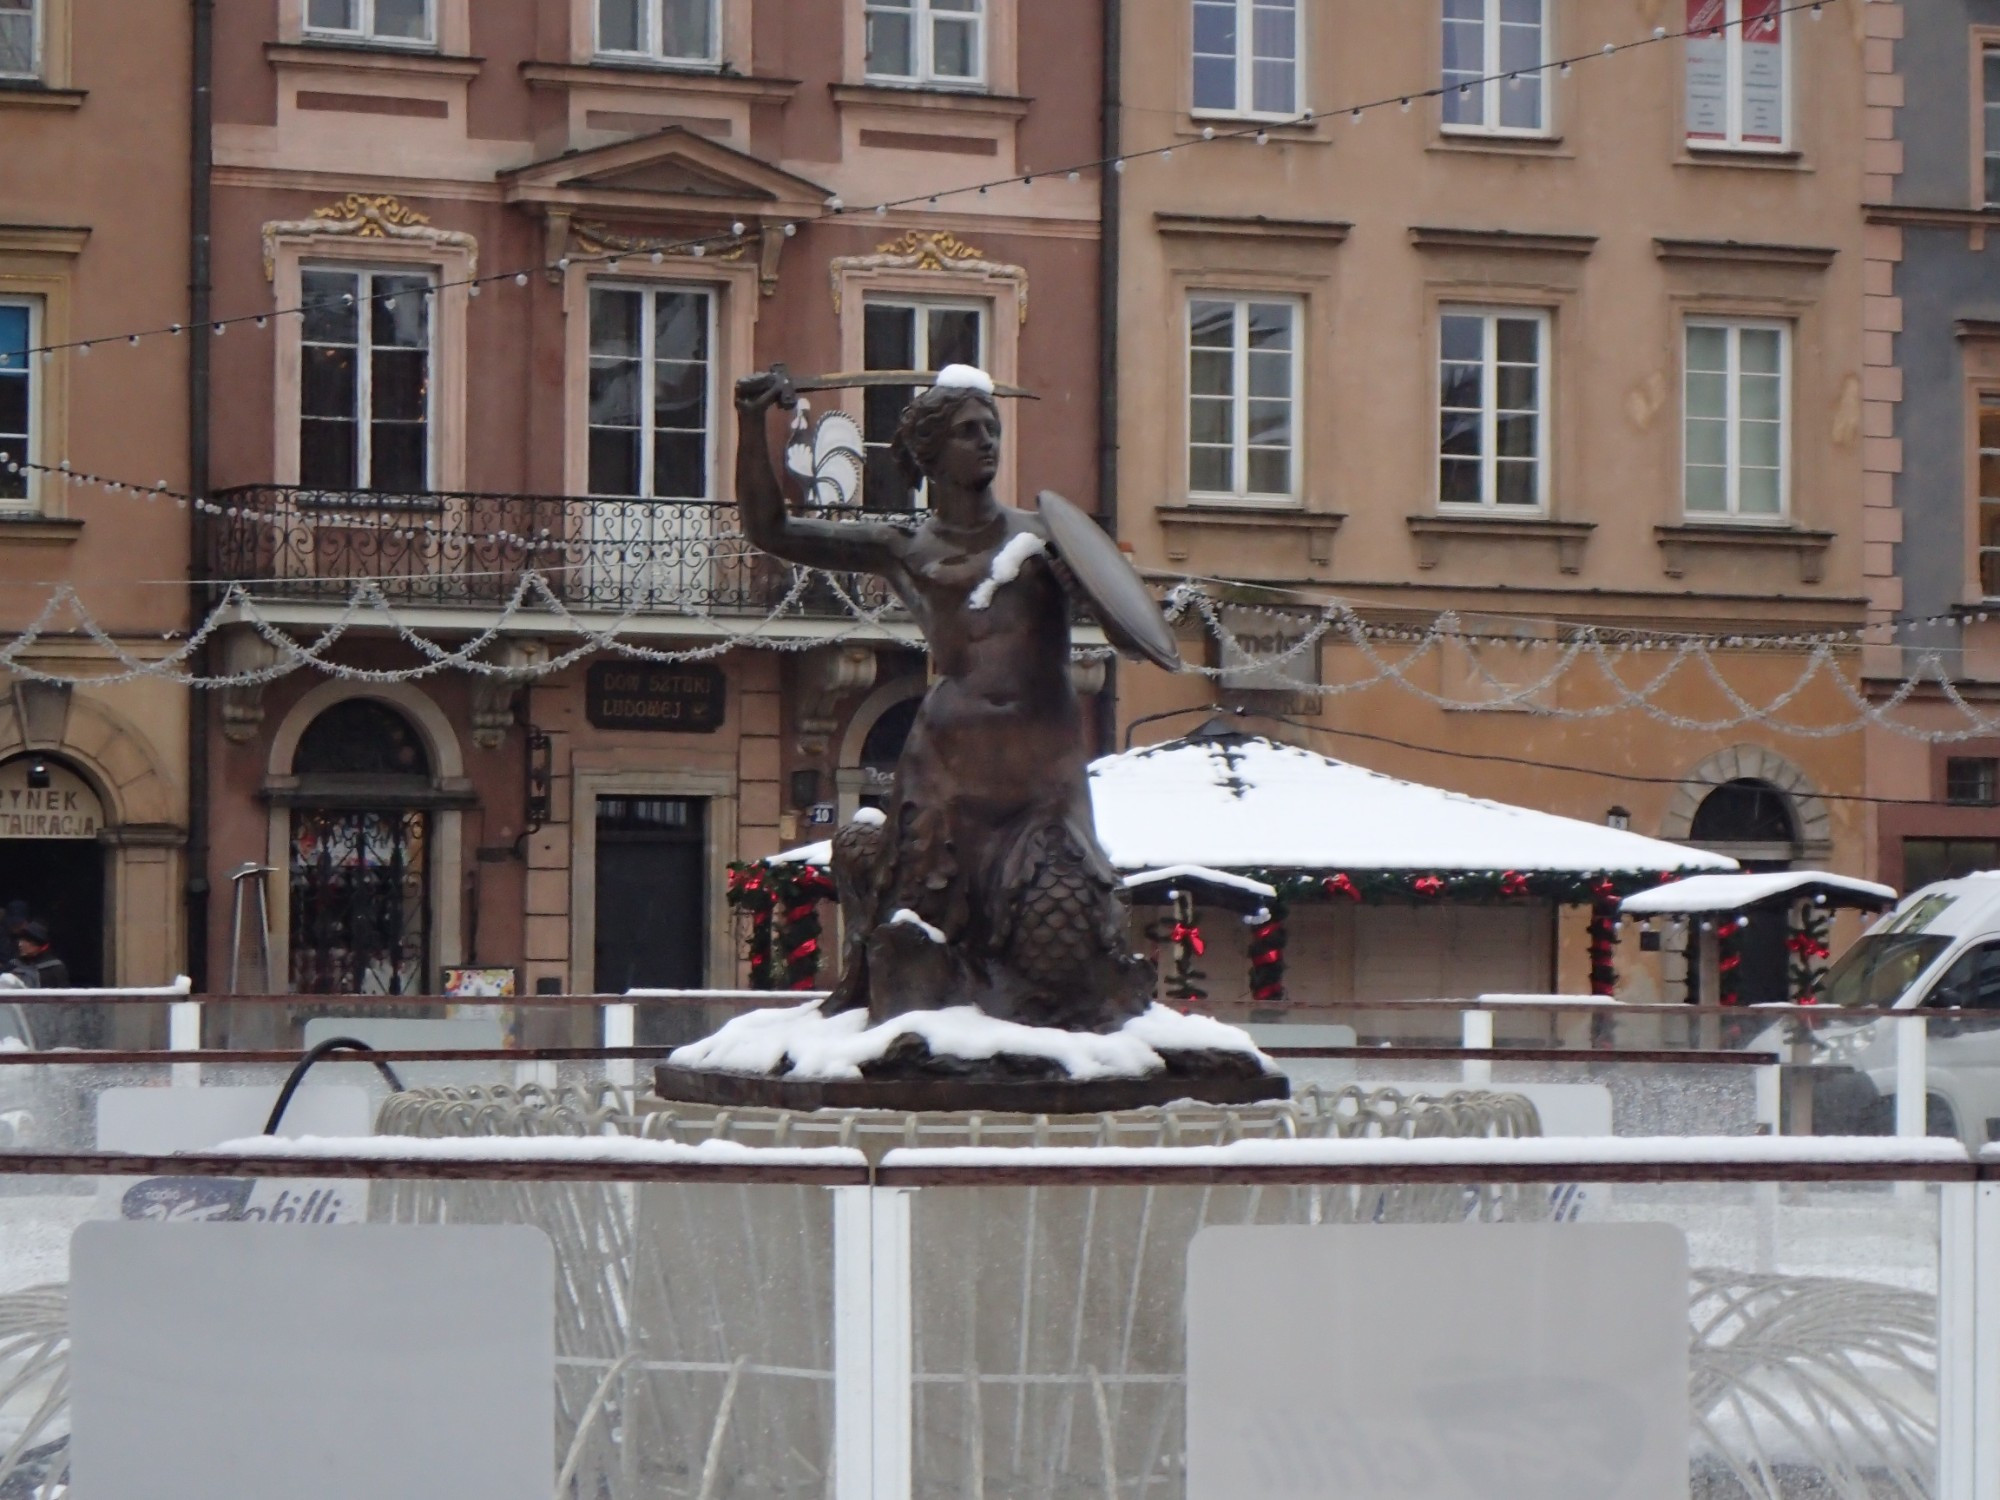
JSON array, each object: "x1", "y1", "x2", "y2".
[
  {"x1": 1689, "y1": 778, "x2": 1800, "y2": 1004},
  {"x1": 286, "y1": 698, "x2": 432, "y2": 995},
  {"x1": 0, "y1": 751, "x2": 106, "y2": 993}
]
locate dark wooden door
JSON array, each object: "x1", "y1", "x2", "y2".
[{"x1": 594, "y1": 796, "x2": 706, "y2": 1045}]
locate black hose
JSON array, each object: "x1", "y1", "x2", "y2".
[{"x1": 262, "y1": 1037, "x2": 407, "y2": 1135}]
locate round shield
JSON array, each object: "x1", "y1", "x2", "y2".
[{"x1": 1035, "y1": 490, "x2": 1183, "y2": 673}]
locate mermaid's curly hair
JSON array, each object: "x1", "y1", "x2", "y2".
[{"x1": 891, "y1": 385, "x2": 1001, "y2": 490}]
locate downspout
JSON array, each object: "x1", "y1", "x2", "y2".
[
  {"x1": 1094, "y1": 0, "x2": 1121, "y2": 756},
  {"x1": 185, "y1": 0, "x2": 214, "y2": 993}
]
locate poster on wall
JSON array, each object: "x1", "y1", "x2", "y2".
[
  {"x1": 1740, "y1": 0, "x2": 1785, "y2": 144},
  {"x1": 1684, "y1": 0, "x2": 1728, "y2": 142}
]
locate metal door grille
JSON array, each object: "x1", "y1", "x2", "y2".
[{"x1": 288, "y1": 807, "x2": 430, "y2": 994}]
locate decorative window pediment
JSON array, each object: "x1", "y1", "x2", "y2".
[
  {"x1": 261, "y1": 193, "x2": 478, "y2": 281},
  {"x1": 500, "y1": 127, "x2": 830, "y2": 221},
  {"x1": 828, "y1": 231, "x2": 1027, "y2": 323}
]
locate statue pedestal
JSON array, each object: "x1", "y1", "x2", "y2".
[
  {"x1": 652, "y1": 1061, "x2": 1288, "y2": 1113},
  {"x1": 652, "y1": 996, "x2": 1290, "y2": 1113}
]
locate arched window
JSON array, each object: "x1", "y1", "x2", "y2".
[
  {"x1": 1689, "y1": 779, "x2": 1797, "y2": 845},
  {"x1": 860, "y1": 695, "x2": 919, "y2": 773},
  {"x1": 288, "y1": 698, "x2": 431, "y2": 995}
]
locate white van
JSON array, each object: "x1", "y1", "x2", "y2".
[{"x1": 1777, "y1": 872, "x2": 2000, "y2": 1146}]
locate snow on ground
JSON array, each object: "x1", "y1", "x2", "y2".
[
  {"x1": 203, "y1": 1135, "x2": 865, "y2": 1166},
  {"x1": 668, "y1": 999, "x2": 1272, "y2": 1081}
]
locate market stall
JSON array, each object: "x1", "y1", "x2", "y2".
[{"x1": 738, "y1": 725, "x2": 1736, "y2": 1008}]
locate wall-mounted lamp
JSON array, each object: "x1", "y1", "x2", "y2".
[{"x1": 1605, "y1": 805, "x2": 1631, "y2": 831}]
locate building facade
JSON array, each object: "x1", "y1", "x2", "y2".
[
  {"x1": 1861, "y1": 0, "x2": 2000, "y2": 890},
  {"x1": 199, "y1": 0, "x2": 1106, "y2": 1021},
  {"x1": 0, "y1": 0, "x2": 192, "y2": 1014},
  {"x1": 1111, "y1": 0, "x2": 1876, "y2": 1004}
]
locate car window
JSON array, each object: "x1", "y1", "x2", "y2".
[
  {"x1": 1924, "y1": 943, "x2": 2000, "y2": 1011},
  {"x1": 1823, "y1": 933, "x2": 1951, "y2": 1007}
]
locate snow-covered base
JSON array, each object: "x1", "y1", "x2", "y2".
[{"x1": 668, "y1": 999, "x2": 1276, "y2": 1083}]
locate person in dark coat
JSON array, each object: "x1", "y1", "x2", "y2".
[{"x1": 11, "y1": 922, "x2": 68, "y2": 989}]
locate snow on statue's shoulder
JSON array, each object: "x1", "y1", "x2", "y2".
[
  {"x1": 669, "y1": 999, "x2": 1274, "y2": 1083},
  {"x1": 932, "y1": 363, "x2": 995, "y2": 395},
  {"x1": 967, "y1": 531, "x2": 1046, "y2": 610}
]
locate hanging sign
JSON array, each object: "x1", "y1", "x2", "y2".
[
  {"x1": 1215, "y1": 605, "x2": 1321, "y2": 692},
  {"x1": 1684, "y1": 0, "x2": 1728, "y2": 142},
  {"x1": 585, "y1": 662, "x2": 726, "y2": 732},
  {"x1": 0, "y1": 758, "x2": 101, "y2": 838},
  {"x1": 1740, "y1": 0, "x2": 1785, "y2": 145}
]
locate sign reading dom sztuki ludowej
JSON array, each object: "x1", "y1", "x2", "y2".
[{"x1": 585, "y1": 661, "x2": 724, "y2": 732}]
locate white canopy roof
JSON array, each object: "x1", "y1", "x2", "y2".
[
  {"x1": 775, "y1": 732, "x2": 1734, "y2": 879},
  {"x1": 1621, "y1": 870, "x2": 1895, "y2": 915}
]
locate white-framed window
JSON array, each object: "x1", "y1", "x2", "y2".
[
  {"x1": 300, "y1": 267, "x2": 435, "y2": 493},
  {"x1": 1187, "y1": 296, "x2": 1298, "y2": 503},
  {"x1": 0, "y1": 0, "x2": 38, "y2": 79},
  {"x1": 0, "y1": 299, "x2": 36, "y2": 507},
  {"x1": 303, "y1": 0, "x2": 436, "y2": 47},
  {"x1": 1983, "y1": 45, "x2": 2000, "y2": 208},
  {"x1": 865, "y1": 0, "x2": 984, "y2": 87},
  {"x1": 1685, "y1": 0, "x2": 1788, "y2": 150},
  {"x1": 587, "y1": 284, "x2": 715, "y2": 500},
  {"x1": 1683, "y1": 320, "x2": 1788, "y2": 520},
  {"x1": 1441, "y1": 0, "x2": 1547, "y2": 135},
  {"x1": 1438, "y1": 306, "x2": 1547, "y2": 510},
  {"x1": 861, "y1": 298, "x2": 985, "y2": 510},
  {"x1": 596, "y1": 0, "x2": 718, "y2": 66},
  {"x1": 1191, "y1": 0, "x2": 1300, "y2": 119}
]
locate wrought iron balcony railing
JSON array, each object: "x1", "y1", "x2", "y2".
[{"x1": 206, "y1": 485, "x2": 905, "y2": 618}]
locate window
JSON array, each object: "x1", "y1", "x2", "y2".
[
  {"x1": 1925, "y1": 942, "x2": 2000, "y2": 1011},
  {"x1": 1948, "y1": 757, "x2": 2000, "y2": 807},
  {"x1": 1191, "y1": 0, "x2": 1300, "y2": 118},
  {"x1": 865, "y1": 0, "x2": 983, "y2": 87},
  {"x1": 303, "y1": 0, "x2": 434, "y2": 46},
  {"x1": 300, "y1": 267, "x2": 434, "y2": 493},
  {"x1": 1438, "y1": 307, "x2": 1546, "y2": 509},
  {"x1": 0, "y1": 0, "x2": 36, "y2": 78},
  {"x1": 1685, "y1": 0, "x2": 1787, "y2": 150},
  {"x1": 1985, "y1": 47, "x2": 2000, "y2": 207},
  {"x1": 861, "y1": 299, "x2": 984, "y2": 510},
  {"x1": 1684, "y1": 321, "x2": 1787, "y2": 519},
  {"x1": 1980, "y1": 395, "x2": 2000, "y2": 598},
  {"x1": 1188, "y1": 297, "x2": 1297, "y2": 503},
  {"x1": 587, "y1": 285, "x2": 714, "y2": 500},
  {"x1": 596, "y1": 0, "x2": 717, "y2": 65},
  {"x1": 1906, "y1": 838, "x2": 2000, "y2": 890},
  {"x1": 0, "y1": 301, "x2": 31, "y2": 506},
  {"x1": 1441, "y1": 0, "x2": 1546, "y2": 135}
]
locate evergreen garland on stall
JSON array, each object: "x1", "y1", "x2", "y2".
[
  {"x1": 1787, "y1": 900, "x2": 1831, "y2": 1004},
  {"x1": 774, "y1": 862, "x2": 839, "y2": 990},
  {"x1": 1588, "y1": 879, "x2": 1620, "y2": 997},
  {"x1": 1717, "y1": 917, "x2": 1745, "y2": 1007},
  {"x1": 1144, "y1": 888, "x2": 1209, "y2": 1005},
  {"x1": 1246, "y1": 899, "x2": 1288, "y2": 1006},
  {"x1": 725, "y1": 862, "x2": 778, "y2": 990}
]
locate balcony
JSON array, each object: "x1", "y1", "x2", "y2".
[{"x1": 206, "y1": 485, "x2": 904, "y2": 620}]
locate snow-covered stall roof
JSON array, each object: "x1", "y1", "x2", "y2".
[
  {"x1": 1621, "y1": 870, "x2": 1895, "y2": 916},
  {"x1": 769, "y1": 733, "x2": 1732, "y2": 878},
  {"x1": 1087, "y1": 734, "x2": 1733, "y2": 876}
]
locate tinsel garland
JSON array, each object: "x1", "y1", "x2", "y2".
[
  {"x1": 1247, "y1": 899, "x2": 1287, "y2": 1006},
  {"x1": 1787, "y1": 902, "x2": 1831, "y2": 1003}
]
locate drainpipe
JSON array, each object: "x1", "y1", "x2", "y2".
[
  {"x1": 1094, "y1": 0, "x2": 1121, "y2": 756},
  {"x1": 185, "y1": 0, "x2": 214, "y2": 994}
]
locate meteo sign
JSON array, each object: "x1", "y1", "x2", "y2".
[
  {"x1": 585, "y1": 662, "x2": 726, "y2": 732},
  {"x1": 0, "y1": 760, "x2": 102, "y2": 838}
]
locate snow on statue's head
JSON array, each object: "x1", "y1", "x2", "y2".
[{"x1": 893, "y1": 364, "x2": 1001, "y2": 488}]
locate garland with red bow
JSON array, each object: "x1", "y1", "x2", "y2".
[
  {"x1": 1787, "y1": 902, "x2": 1830, "y2": 1003},
  {"x1": 1145, "y1": 889, "x2": 1209, "y2": 1004},
  {"x1": 725, "y1": 862, "x2": 778, "y2": 989},
  {"x1": 1247, "y1": 900, "x2": 1287, "y2": 1006},
  {"x1": 777, "y1": 863, "x2": 839, "y2": 990},
  {"x1": 1588, "y1": 879, "x2": 1620, "y2": 997},
  {"x1": 1716, "y1": 916, "x2": 1745, "y2": 1007}
]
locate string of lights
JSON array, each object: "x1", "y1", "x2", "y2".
[{"x1": 0, "y1": 0, "x2": 1841, "y2": 365}]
